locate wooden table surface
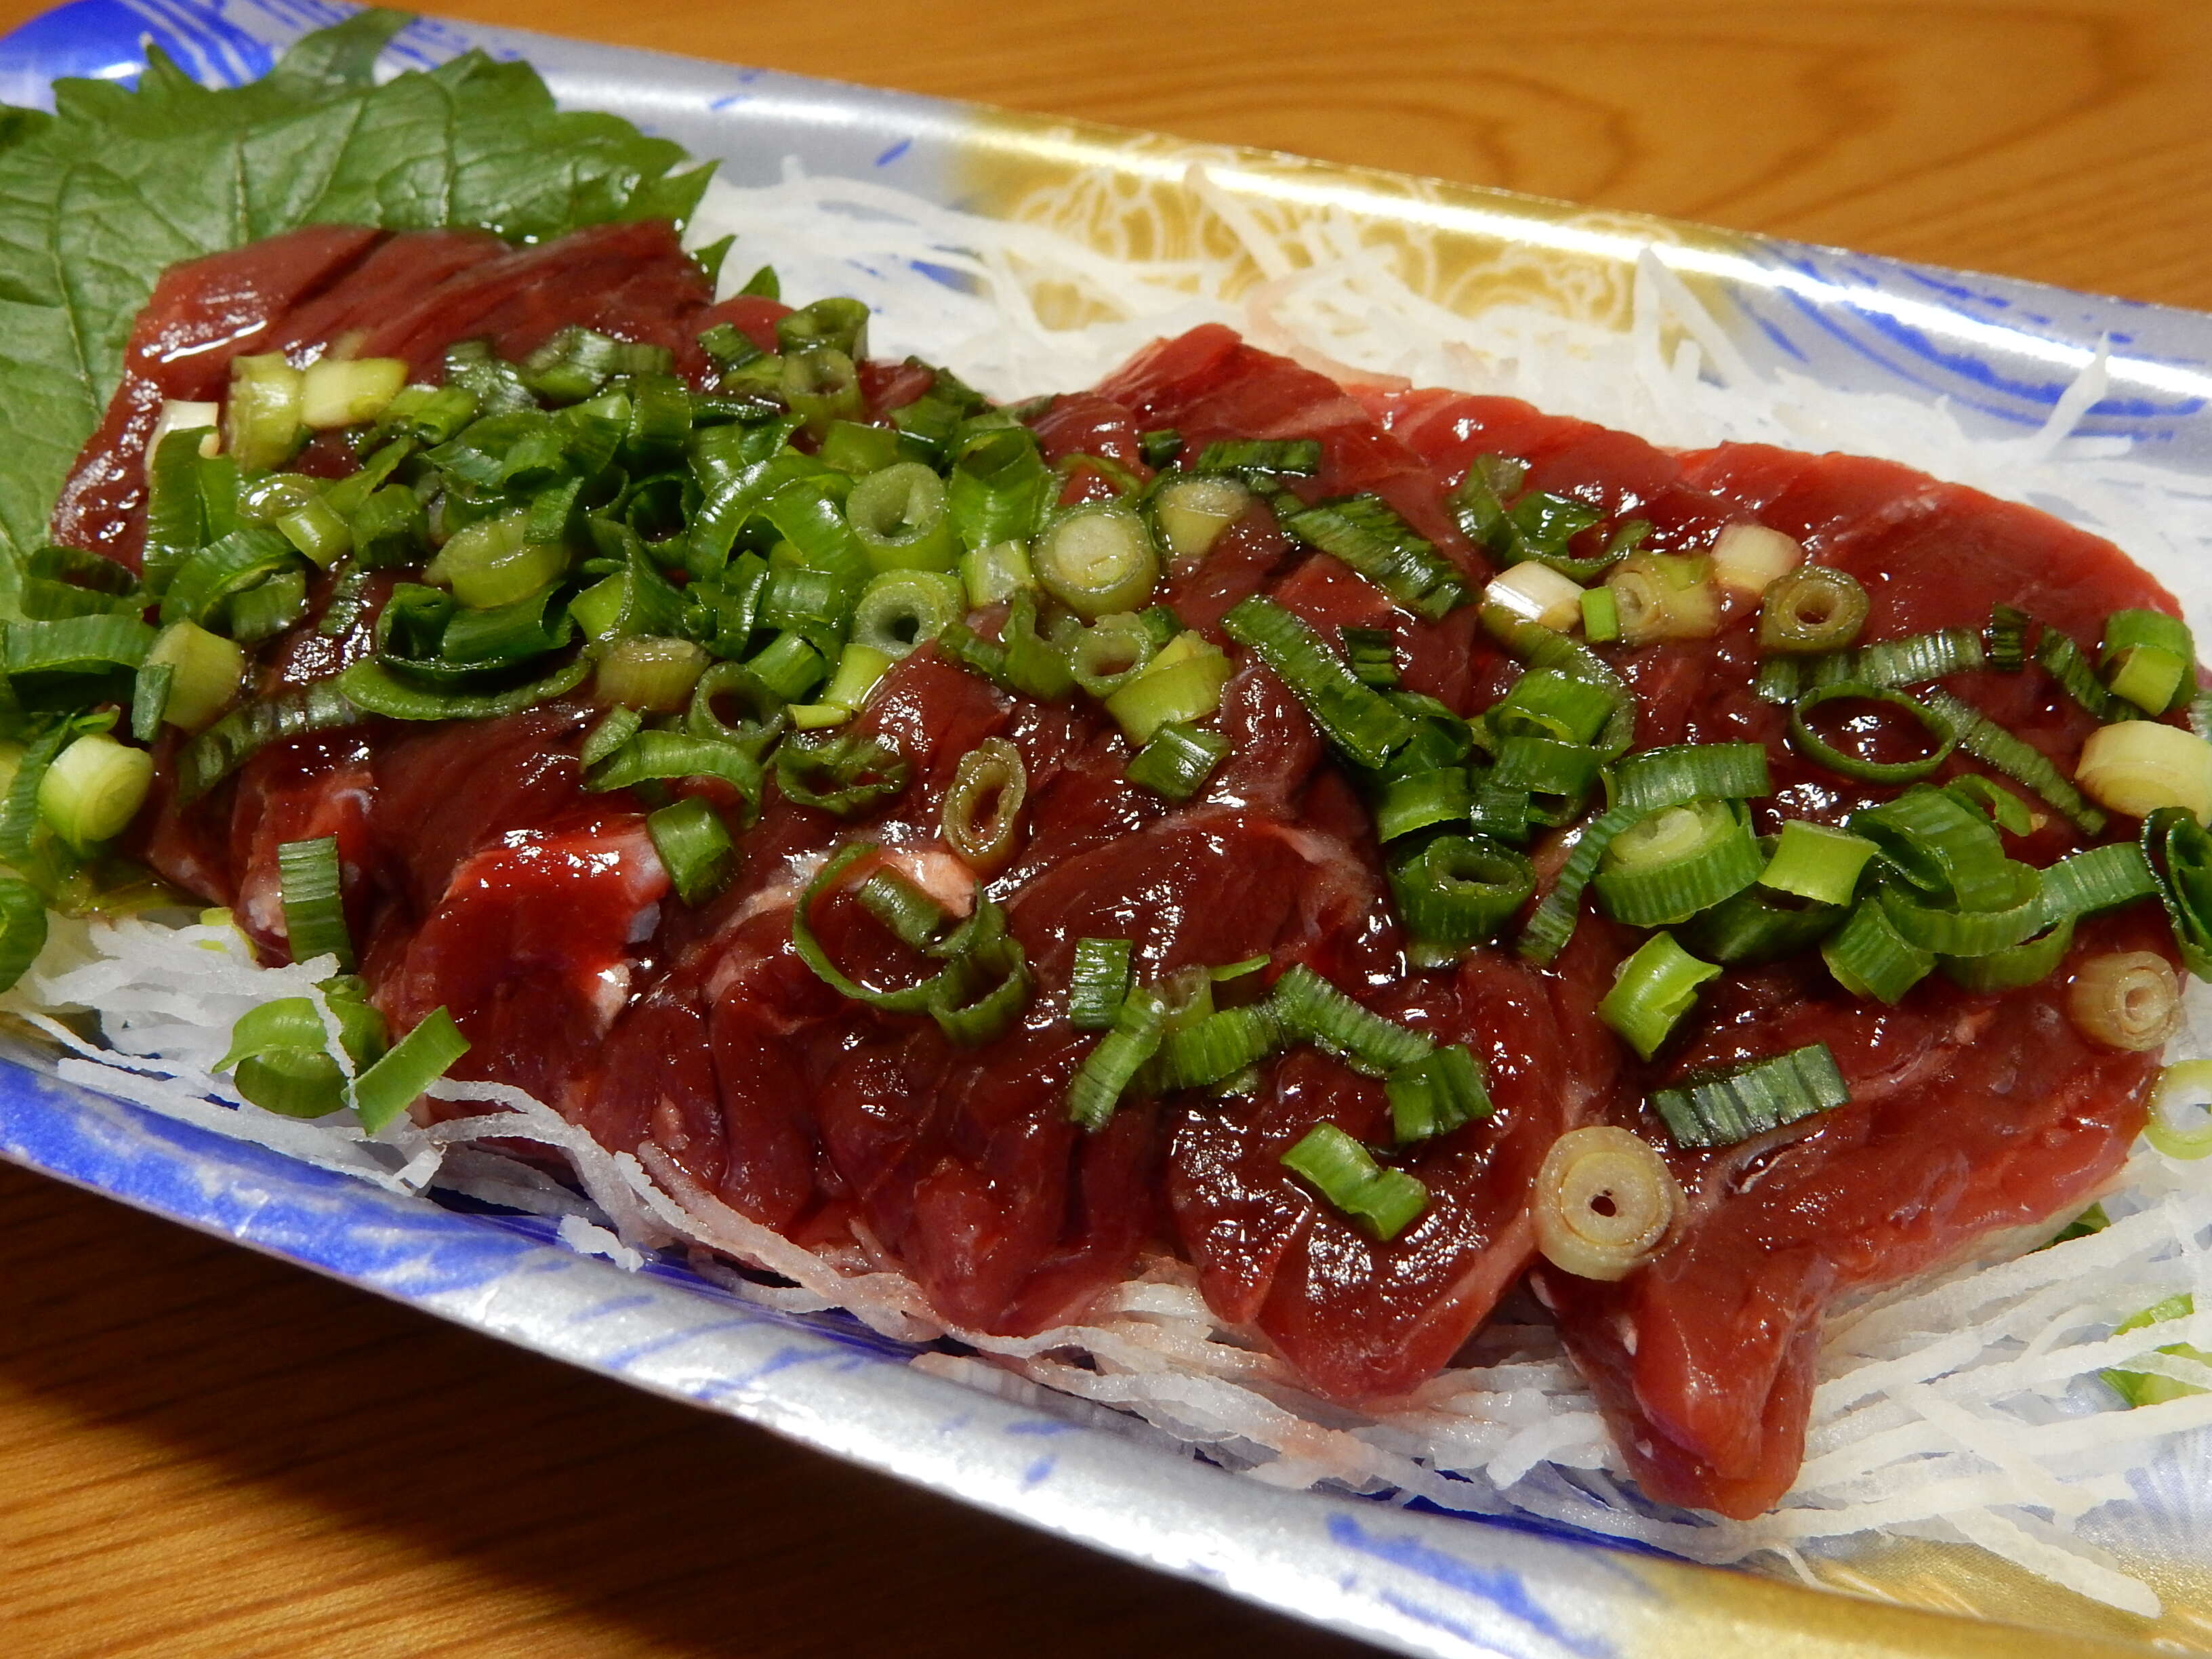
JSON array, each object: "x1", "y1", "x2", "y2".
[{"x1": 6, "y1": 3, "x2": 2212, "y2": 1656}]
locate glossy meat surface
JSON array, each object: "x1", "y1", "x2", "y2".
[{"x1": 92, "y1": 241, "x2": 2174, "y2": 1515}]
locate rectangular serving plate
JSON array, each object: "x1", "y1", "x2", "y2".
[{"x1": 4, "y1": 5, "x2": 2211, "y2": 1656}]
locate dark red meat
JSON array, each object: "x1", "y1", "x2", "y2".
[{"x1": 94, "y1": 244, "x2": 2174, "y2": 1521}]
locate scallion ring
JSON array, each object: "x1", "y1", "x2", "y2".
[
  {"x1": 1532, "y1": 1126, "x2": 1681, "y2": 1281},
  {"x1": 2068, "y1": 951, "x2": 2184, "y2": 1052},
  {"x1": 1759, "y1": 566, "x2": 1870, "y2": 654},
  {"x1": 943, "y1": 737, "x2": 1027, "y2": 872},
  {"x1": 1789, "y1": 681, "x2": 1957, "y2": 784}
]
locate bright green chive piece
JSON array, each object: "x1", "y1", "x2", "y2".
[
  {"x1": 1789, "y1": 681, "x2": 1958, "y2": 784},
  {"x1": 1220, "y1": 596, "x2": 1416, "y2": 771},
  {"x1": 1153, "y1": 1004, "x2": 1284, "y2": 1091},
  {"x1": 1189, "y1": 438, "x2": 1320, "y2": 478},
  {"x1": 1280, "y1": 1122, "x2": 1429, "y2": 1242},
  {"x1": 847, "y1": 462, "x2": 960, "y2": 574},
  {"x1": 1126, "y1": 722, "x2": 1229, "y2": 801},
  {"x1": 1339, "y1": 627, "x2": 1400, "y2": 689},
  {"x1": 773, "y1": 731, "x2": 908, "y2": 816},
  {"x1": 1517, "y1": 802, "x2": 1642, "y2": 967},
  {"x1": 1269, "y1": 964, "x2": 1431, "y2": 1077},
  {"x1": 1387, "y1": 834, "x2": 1536, "y2": 958},
  {"x1": 1105, "y1": 636, "x2": 1233, "y2": 744},
  {"x1": 0, "y1": 875, "x2": 49, "y2": 993},
  {"x1": 1945, "y1": 775, "x2": 2036, "y2": 835},
  {"x1": 276, "y1": 835, "x2": 352, "y2": 970},
  {"x1": 1822, "y1": 899, "x2": 1935, "y2": 1004},
  {"x1": 1593, "y1": 798, "x2": 1761, "y2": 929},
  {"x1": 1846, "y1": 784, "x2": 2021, "y2": 912},
  {"x1": 1598, "y1": 931, "x2": 1721, "y2": 1061},
  {"x1": 336, "y1": 655, "x2": 591, "y2": 723},
  {"x1": 1277, "y1": 494, "x2": 1469, "y2": 619},
  {"x1": 1759, "y1": 821, "x2": 1877, "y2": 907},
  {"x1": 1610, "y1": 743, "x2": 1770, "y2": 813},
  {"x1": 1488, "y1": 667, "x2": 1617, "y2": 748},
  {"x1": 1919, "y1": 689, "x2": 2105, "y2": 837},
  {"x1": 648, "y1": 796, "x2": 735, "y2": 907},
  {"x1": 1372, "y1": 767, "x2": 1471, "y2": 843},
  {"x1": 854, "y1": 867, "x2": 950, "y2": 950},
  {"x1": 1068, "y1": 937, "x2": 1135, "y2": 1030},
  {"x1": 1386, "y1": 1044, "x2": 1492, "y2": 1143},
  {"x1": 1580, "y1": 584, "x2": 1621, "y2": 642},
  {"x1": 2102, "y1": 609, "x2": 2196, "y2": 716},
  {"x1": 352, "y1": 1006, "x2": 471, "y2": 1134},
  {"x1": 1066, "y1": 983, "x2": 1170, "y2": 1130},
  {"x1": 1647, "y1": 1042, "x2": 1850, "y2": 1150}
]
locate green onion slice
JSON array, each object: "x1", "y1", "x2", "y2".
[
  {"x1": 276, "y1": 836, "x2": 352, "y2": 970},
  {"x1": 1153, "y1": 1003, "x2": 1284, "y2": 1092},
  {"x1": 1387, "y1": 833, "x2": 1536, "y2": 958},
  {"x1": 1648, "y1": 1042, "x2": 1850, "y2": 1149},
  {"x1": 1610, "y1": 743, "x2": 1770, "y2": 814},
  {"x1": 1789, "y1": 682, "x2": 1957, "y2": 784},
  {"x1": 352, "y1": 1007, "x2": 470, "y2": 1134},
  {"x1": 1594, "y1": 799, "x2": 1762, "y2": 928},
  {"x1": 774, "y1": 731, "x2": 909, "y2": 816},
  {"x1": 1386, "y1": 1044, "x2": 1493, "y2": 1143},
  {"x1": 1269, "y1": 963, "x2": 1431, "y2": 1076},
  {"x1": 1918, "y1": 689, "x2": 2106, "y2": 836},
  {"x1": 176, "y1": 682, "x2": 363, "y2": 804},
  {"x1": 1758, "y1": 566, "x2": 1868, "y2": 654},
  {"x1": 1221, "y1": 596, "x2": 1416, "y2": 771},
  {"x1": 647, "y1": 796, "x2": 734, "y2": 907},
  {"x1": 1189, "y1": 438, "x2": 1321, "y2": 478},
  {"x1": 1822, "y1": 898, "x2": 1935, "y2": 1003},
  {"x1": 1069, "y1": 937, "x2": 1135, "y2": 1030},
  {"x1": 1067, "y1": 983, "x2": 1170, "y2": 1130},
  {"x1": 1126, "y1": 722, "x2": 1229, "y2": 801},
  {"x1": 1280, "y1": 1122, "x2": 1428, "y2": 1241},
  {"x1": 1598, "y1": 931, "x2": 1721, "y2": 1061},
  {"x1": 1278, "y1": 494, "x2": 1469, "y2": 619},
  {"x1": 1761, "y1": 821, "x2": 1877, "y2": 907}
]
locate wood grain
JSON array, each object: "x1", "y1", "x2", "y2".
[{"x1": 3, "y1": 3, "x2": 2211, "y2": 1656}]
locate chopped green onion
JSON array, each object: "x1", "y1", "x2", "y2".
[
  {"x1": 352, "y1": 1007, "x2": 470, "y2": 1134},
  {"x1": 300, "y1": 356, "x2": 407, "y2": 429},
  {"x1": 160, "y1": 526, "x2": 300, "y2": 630},
  {"x1": 1759, "y1": 566, "x2": 1869, "y2": 653},
  {"x1": 1987, "y1": 604, "x2": 2031, "y2": 672},
  {"x1": 1104, "y1": 633, "x2": 1233, "y2": 743},
  {"x1": 1940, "y1": 917, "x2": 2076, "y2": 991},
  {"x1": 1372, "y1": 767, "x2": 1472, "y2": 843},
  {"x1": 1280, "y1": 1122, "x2": 1428, "y2": 1241},
  {"x1": 1580, "y1": 584, "x2": 1621, "y2": 643},
  {"x1": 38, "y1": 733, "x2": 152, "y2": 854},
  {"x1": 1388, "y1": 833, "x2": 1536, "y2": 958},
  {"x1": 1648, "y1": 1042, "x2": 1850, "y2": 1149},
  {"x1": 1610, "y1": 743, "x2": 1770, "y2": 814},
  {"x1": 1679, "y1": 876, "x2": 1843, "y2": 966},
  {"x1": 2142, "y1": 807, "x2": 2212, "y2": 980},
  {"x1": 1034, "y1": 502, "x2": 1160, "y2": 619},
  {"x1": 1139, "y1": 429, "x2": 1184, "y2": 468},
  {"x1": 854, "y1": 867, "x2": 950, "y2": 949},
  {"x1": 176, "y1": 681, "x2": 363, "y2": 803},
  {"x1": 943, "y1": 737, "x2": 1027, "y2": 871},
  {"x1": 1760, "y1": 821, "x2": 1877, "y2": 906},
  {"x1": 1151, "y1": 475, "x2": 1252, "y2": 561},
  {"x1": 1269, "y1": 964, "x2": 1431, "y2": 1076},
  {"x1": 2102, "y1": 609, "x2": 2196, "y2": 716},
  {"x1": 587, "y1": 731, "x2": 764, "y2": 817},
  {"x1": 1488, "y1": 667, "x2": 1617, "y2": 750},
  {"x1": 224, "y1": 354, "x2": 304, "y2": 471},
  {"x1": 1847, "y1": 785, "x2": 2023, "y2": 912},
  {"x1": 581, "y1": 707, "x2": 643, "y2": 769},
  {"x1": 1605, "y1": 551, "x2": 1717, "y2": 644},
  {"x1": 2078, "y1": 720, "x2": 2212, "y2": 822},
  {"x1": 774, "y1": 730, "x2": 909, "y2": 815},
  {"x1": 1126, "y1": 722, "x2": 1229, "y2": 800},
  {"x1": 1069, "y1": 937, "x2": 1135, "y2": 1029},
  {"x1": 1067, "y1": 983, "x2": 1170, "y2": 1130},
  {"x1": 851, "y1": 569, "x2": 963, "y2": 659},
  {"x1": 847, "y1": 462, "x2": 960, "y2": 573},
  {"x1": 1822, "y1": 898, "x2": 1934, "y2": 1003},
  {"x1": 1386, "y1": 1044, "x2": 1493, "y2": 1143},
  {"x1": 335, "y1": 655, "x2": 590, "y2": 722},
  {"x1": 1279, "y1": 494, "x2": 1469, "y2": 619},
  {"x1": 1189, "y1": 437, "x2": 1321, "y2": 478},
  {"x1": 129, "y1": 662, "x2": 172, "y2": 745},
  {"x1": 2037, "y1": 627, "x2": 2142, "y2": 725},
  {"x1": 276, "y1": 835, "x2": 352, "y2": 970},
  {"x1": 142, "y1": 621, "x2": 244, "y2": 733},
  {"x1": 648, "y1": 796, "x2": 734, "y2": 906},
  {"x1": 227, "y1": 569, "x2": 308, "y2": 644},
  {"x1": 1594, "y1": 799, "x2": 1761, "y2": 928},
  {"x1": 1919, "y1": 689, "x2": 2106, "y2": 836},
  {"x1": 0, "y1": 874, "x2": 48, "y2": 991},
  {"x1": 1517, "y1": 802, "x2": 1643, "y2": 966},
  {"x1": 1790, "y1": 681, "x2": 1958, "y2": 784},
  {"x1": 960, "y1": 541, "x2": 1035, "y2": 609},
  {"x1": 1221, "y1": 596, "x2": 1416, "y2": 771},
  {"x1": 1946, "y1": 775, "x2": 2037, "y2": 835},
  {"x1": 1153, "y1": 1003, "x2": 1282, "y2": 1091},
  {"x1": 596, "y1": 636, "x2": 711, "y2": 712},
  {"x1": 1598, "y1": 931, "x2": 1721, "y2": 1061},
  {"x1": 1339, "y1": 627, "x2": 1399, "y2": 689},
  {"x1": 777, "y1": 296, "x2": 869, "y2": 359}
]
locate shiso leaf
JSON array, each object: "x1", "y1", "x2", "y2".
[{"x1": 0, "y1": 9, "x2": 713, "y2": 561}]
